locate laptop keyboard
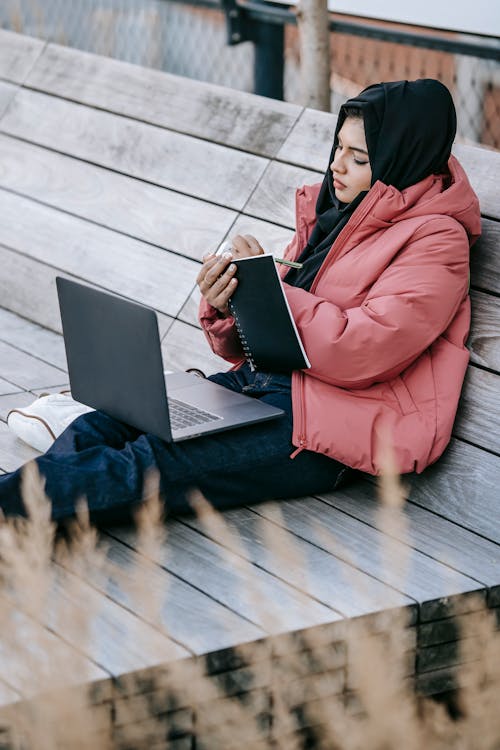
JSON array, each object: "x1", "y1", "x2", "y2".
[{"x1": 168, "y1": 398, "x2": 221, "y2": 431}]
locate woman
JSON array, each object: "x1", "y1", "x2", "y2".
[{"x1": 0, "y1": 79, "x2": 481, "y2": 523}]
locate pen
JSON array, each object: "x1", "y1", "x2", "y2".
[{"x1": 275, "y1": 258, "x2": 303, "y2": 269}]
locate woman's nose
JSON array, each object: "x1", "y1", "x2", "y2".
[{"x1": 331, "y1": 150, "x2": 345, "y2": 173}]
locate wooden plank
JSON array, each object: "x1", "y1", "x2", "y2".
[
  {"x1": 277, "y1": 107, "x2": 337, "y2": 171},
  {"x1": 0, "y1": 89, "x2": 269, "y2": 211},
  {"x1": 0, "y1": 340, "x2": 66, "y2": 391},
  {"x1": 0, "y1": 251, "x2": 172, "y2": 338},
  {"x1": 44, "y1": 563, "x2": 189, "y2": 677},
  {"x1": 0, "y1": 134, "x2": 236, "y2": 262},
  {"x1": 0, "y1": 420, "x2": 40, "y2": 471},
  {"x1": 318, "y1": 481, "x2": 500, "y2": 590},
  {"x1": 248, "y1": 498, "x2": 484, "y2": 620},
  {"x1": 91, "y1": 535, "x2": 265, "y2": 657},
  {"x1": 0, "y1": 191, "x2": 198, "y2": 321},
  {"x1": 183, "y1": 506, "x2": 414, "y2": 618},
  {"x1": 0, "y1": 81, "x2": 18, "y2": 120},
  {"x1": 469, "y1": 290, "x2": 500, "y2": 371},
  {"x1": 408, "y1": 438, "x2": 500, "y2": 544},
  {"x1": 0, "y1": 392, "x2": 36, "y2": 423},
  {"x1": 0, "y1": 378, "x2": 22, "y2": 397},
  {"x1": 418, "y1": 609, "x2": 500, "y2": 648},
  {"x1": 25, "y1": 43, "x2": 301, "y2": 158},
  {"x1": 0, "y1": 30, "x2": 45, "y2": 85},
  {"x1": 0, "y1": 606, "x2": 109, "y2": 700},
  {"x1": 111, "y1": 520, "x2": 340, "y2": 634},
  {"x1": 453, "y1": 143, "x2": 500, "y2": 221},
  {"x1": 470, "y1": 219, "x2": 500, "y2": 295},
  {"x1": 417, "y1": 640, "x2": 463, "y2": 673},
  {"x1": 243, "y1": 161, "x2": 322, "y2": 228},
  {"x1": 162, "y1": 320, "x2": 231, "y2": 376},
  {"x1": 454, "y1": 366, "x2": 500, "y2": 454},
  {"x1": 0, "y1": 307, "x2": 67, "y2": 370}
]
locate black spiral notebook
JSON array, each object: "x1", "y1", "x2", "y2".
[{"x1": 228, "y1": 254, "x2": 310, "y2": 373}]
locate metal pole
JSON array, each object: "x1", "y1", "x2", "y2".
[{"x1": 251, "y1": 10, "x2": 284, "y2": 99}]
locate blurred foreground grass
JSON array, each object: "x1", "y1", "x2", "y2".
[{"x1": 0, "y1": 463, "x2": 499, "y2": 749}]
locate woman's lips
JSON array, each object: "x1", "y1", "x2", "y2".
[{"x1": 333, "y1": 178, "x2": 347, "y2": 190}]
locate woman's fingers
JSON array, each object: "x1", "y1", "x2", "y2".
[
  {"x1": 197, "y1": 234, "x2": 263, "y2": 311},
  {"x1": 197, "y1": 254, "x2": 237, "y2": 312},
  {"x1": 196, "y1": 253, "x2": 231, "y2": 286},
  {"x1": 209, "y1": 276, "x2": 238, "y2": 312},
  {"x1": 232, "y1": 234, "x2": 264, "y2": 258},
  {"x1": 244, "y1": 235, "x2": 265, "y2": 255}
]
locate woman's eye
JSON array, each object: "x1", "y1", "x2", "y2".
[{"x1": 354, "y1": 158, "x2": 369, "y2": 166}]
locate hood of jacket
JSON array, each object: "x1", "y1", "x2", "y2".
[{"x1": 297, "y1": 154, "x2": 481, "y2": 252}]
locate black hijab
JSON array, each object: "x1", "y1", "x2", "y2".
[{"x1": 285, "y1": 79, "x2": 457, "y2": 290}]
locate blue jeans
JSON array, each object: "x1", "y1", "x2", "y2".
[{"x1": 0, "y1": 365, "x2": 346, "y2": 523}]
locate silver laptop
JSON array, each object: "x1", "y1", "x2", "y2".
[{"x1": 56, "y1": 278, "x2": 284, "y2": 442}]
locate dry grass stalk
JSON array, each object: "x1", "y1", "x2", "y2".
[
  {"x1": 189, "y1": 489, "x2": 283, "y2": 635},
  {"x1": 0, "y1": 464, "x2": 102, "y2": 749},
  {"x1": 0, "y1": 458, "x2": 499, "y2": 748},
  {"x1": 127, "y1": 469, "x2": 169, "y2": 631}
]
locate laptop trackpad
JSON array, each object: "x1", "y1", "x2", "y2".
[{"x1": 165, "y1": 372, "x2": 252, "y2": 409}]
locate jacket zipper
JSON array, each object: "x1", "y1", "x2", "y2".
[{"x1": 290, "y1": 370, "x2": 307, "y2": 458}]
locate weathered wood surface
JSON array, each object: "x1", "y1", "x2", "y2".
[
  {"x1": 0, "y1": 82, "x2": 18, "y2": 119},
  {"x1": 0, "y1": 190, "x2": 198, "y2": 323},
  {"x1": 406, "y1": 439, "x2": 500, "y2": 545},
  {"x1": 0, "y1": 134, "x2": 236, "y2": 262},
  {"x1": 454, "y1": 367, "x2": 500, "y2": 453},
  {"x1": 24, "y1": 43, "x2": 301, "y2": 158},
  {"x1": 470, "y1": 219, "x2": 500, "y2": 294},
  {"x1": 0, "y1": 89, "x2": 269, "y2": 212},
  {"x1": 468, "y1": 289, "x2": 500, "y2": 370},
  {"x1": 0, "y1": 29, "x2": 44, "y2": 85},
  {"x1": 320, "y1": 481, "x2": 500, "y2": 590},
  {"x1": 247, "y1": 498, "x2": 484, "y2": 621},
  {"x1": 0, "y1": 32, "x2": 499, "y2": 739},
  {"x1": 110, "y1": 521, "x2": 341, "y2": 634}
]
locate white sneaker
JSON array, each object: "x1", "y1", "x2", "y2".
[{"x1": 7, "y1": 393, "x2": 94, "y2": 452}]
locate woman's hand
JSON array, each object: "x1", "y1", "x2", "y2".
[
  {"x1": 231, "y1": 234, "x2": 265, "y2": 259},
  {"x1": 198, "y1": 235, "x2": 265, "y2": 314},
  {"x1": 197, "y1": 252, "x2": 237, "y2": 315}
]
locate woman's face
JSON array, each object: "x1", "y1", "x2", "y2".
[{"x1": 330, "y1": 117, "x2": 372, "y2": 203}]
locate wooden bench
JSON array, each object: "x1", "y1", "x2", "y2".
[{"x1": 0, "y1": 28, "x2": 499, "y2": 747}]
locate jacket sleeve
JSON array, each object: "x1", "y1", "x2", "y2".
[
  {"x1": 284, "y1": 218, "x2": 471, "y2": 389},
  {"x1": 198, "y1": 296, "x2": 245, "y2": 364}
]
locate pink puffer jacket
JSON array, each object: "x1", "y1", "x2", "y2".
[{"x1": 199, "y1": 156, "x2": 481, "y2": 474}]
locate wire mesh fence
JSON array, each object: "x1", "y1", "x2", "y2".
[{"x1": 1, "y1": 0, "x2": 499, "y2": 148}]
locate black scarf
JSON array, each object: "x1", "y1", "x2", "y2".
[{"x1": 285, "y1": 79, "x2": 457, "y2": 290}]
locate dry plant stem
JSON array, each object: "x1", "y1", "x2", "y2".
[
  {"x1": 376, "y1": 439, "x2": 412, "y2": 591},
  {"x1": 1, "y1": 468, "x2": 500, "y2": 748},
  {"x1": 189, "y1": 490, "x2": 282, "y2": 635},
  {"x1": 455, "y1": 599, "x2": 500, "y2": 749},
  {"x1": 129, "y1": 469, "x2": 169, "y2": 631},
  {"x1": 0, "y1": 464, "x2": 100, "y2": 749}
]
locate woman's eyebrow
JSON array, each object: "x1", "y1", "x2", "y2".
[{"x1": 338, "y1": 138, "x2": 368, "y2": 156}]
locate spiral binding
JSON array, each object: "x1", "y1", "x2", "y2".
[{"x1": 228, "y1": 299, "x2": 256, "y2": 371}]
